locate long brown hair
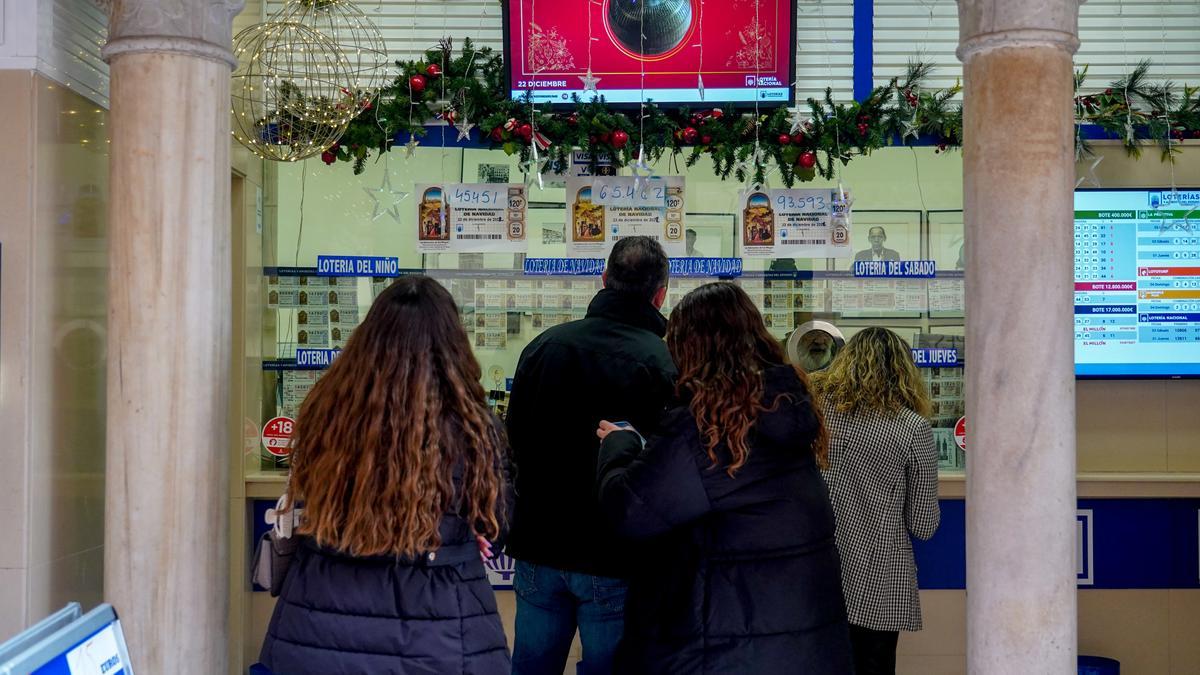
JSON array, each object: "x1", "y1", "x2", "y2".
[
  {"x1": 811, "y1": 326, "x2": 932, "y2": 418},
  {"x1": 666, "y1": 282, "x2": 829, "y2": 474},
  {"x1": 286, "y1": 275, "x2": 504, "y2": 557}
]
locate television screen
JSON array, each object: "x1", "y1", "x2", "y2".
[
  {"x1": 503, "y1": 0, "x2": 796, "y2": 106},
  {"x1": 1075, "y1": 188, "x2": 1200, "y2": 378}
]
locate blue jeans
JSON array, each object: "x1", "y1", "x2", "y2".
[{"x1": 511, "y1": 560, "x2": 626, "y2": 675}]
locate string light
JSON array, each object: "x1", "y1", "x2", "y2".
[
  {"x1": 231, "y1": 21, "x2": 355, "y2": 161},
  {"x1": 269, "y1": 0, "x2": 389, "y2": 111}
]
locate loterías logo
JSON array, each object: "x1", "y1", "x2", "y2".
[{"x1": 485, "y1": 552, "x2": 516, "y2": 589}]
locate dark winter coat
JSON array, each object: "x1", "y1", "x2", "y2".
[
  {"x1": 505, "y1": 288, "x2": 676, "y2": 578},
  {"x1": 596, "y1": 365, "x2": 854, "y2": 674},
  {"x1": 260, "y1": 436, "x2": 513, "y2": 674}
]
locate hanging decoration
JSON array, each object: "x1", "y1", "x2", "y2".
[
  {"x1": 363, "y1": 167, "x2": 409, "y2": 223},
  {"x1": 231, "y1": 22, "x2": 357, "y2": 162},
  {"x1": 232, "y1": 0, "x2": 388, "y2": 162},
  {"x1": 268, "y1": 0, "x2": 390, "y2": 111},
  {"x1": 323, "y1": 39, "x2": 1199, "y2": 186}
]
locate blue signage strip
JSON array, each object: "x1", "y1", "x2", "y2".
[
  {"x1": 1075, "y1": 305, "x2": 1138, "y2": 315},
  {"x1": 1141, "y1": 312, "x2": 1200, "y2": 322},
  {"x1": 669, "y1": 257, "x2": 744, "y2": 278},
  {"x1": 853, "y1": 259, "x2": 937, "y2": 278},
  {"x1": 295, "y1": 349, "x2": 340, "y2": 369},
  {"x1": 911, "y1": 348, "x2": 961, "y2": 367},
  {"x1": 914, "y1": 498, "x2": 1200, "y2": 590},
  {"x1": 316, "y1": 255, "x2": 401, "y2": 277},
  {"x1": 523, "y1": 258, "x2": 607, "y2": 276}
]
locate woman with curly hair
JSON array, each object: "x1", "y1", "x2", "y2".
[
  {"x1": 259, "y1": 275, "x2": 511, "y2": 674},
  {"x1": 595, "y1": 282, "x2": 853, "y2": 674},
  {"x1": 811, "y1": 327, "x2": 941, "y2": 675}
]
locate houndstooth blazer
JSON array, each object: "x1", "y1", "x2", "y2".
[{"x1": 819, "y1": 396, "x2": 941, "y2": 632}]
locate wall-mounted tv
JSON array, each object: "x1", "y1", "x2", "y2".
[
  {"x1": 1075, "y1": 188, "x2": 1200, "y2": 378},
  {"x1": 502, "y1": 0, "x2": 796, "y2": 106}
]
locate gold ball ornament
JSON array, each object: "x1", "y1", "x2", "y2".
[
  {"x1": 231, "y1": 21, "x2": 357, "y2": 162},
  {"x1": 269, "y1": 0, "x2": 389, "y2": 111}
]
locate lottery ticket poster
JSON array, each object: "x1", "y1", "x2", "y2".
[
  {"x1": 564, "y1": 175, "x2": 686, "y2": 258},
  {"x1": 739, "y1": 188, "x2": 852, "y2": 259},
  {"x1": 416, "y1": 183, "x2": 529, "y2": 254}
]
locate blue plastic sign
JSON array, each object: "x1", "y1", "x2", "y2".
[
  {"x1": 911, "y1": 348, "x2": 961, "y2": 367},
  {"x1": 853, "y1": 259, "x2": 937, "y2": 278},
  {"x1": 669, "y1": 258, "x2": 744, "y2": 278},
  {"x1": 523, "y1": 258, "x2": 606, "y2": 276},
  {"x1": 295, "y1": 349, "x2": 340, "y2": 369},
  {"x1": 315, "y1": 255, "x2": 400, "y2": 277}
]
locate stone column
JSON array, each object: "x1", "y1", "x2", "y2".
[
  {"x1": 101, "y1": 1, "x2": 242, "y2": 671},
  {"x1": 956, "y1": 1, "x2": 1083, "y2": 672}
]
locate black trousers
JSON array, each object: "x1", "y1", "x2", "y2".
[{"x1": 849, "y1": 624, "x2": 900, "y2": 675}]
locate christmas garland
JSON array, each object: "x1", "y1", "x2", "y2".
[{"x1": 323, "y1": 39, "x2": 1199, "y2": 187}]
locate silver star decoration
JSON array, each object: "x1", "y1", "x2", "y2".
[
  {"x1": 580, "y1": 69, "x2": 601, "y2": 92},
  {"x1": 697, "y1": 74, "x2": 705, "y2": 101},
  {"x1": 403, "y1": 136, "x2": 420, "y2": 158},
  {"x1": 1075, "y1": 155, "x2": 1103, "y2": 188},
  {"x1": 455, "y1": 119, "x2": 475, "y2": 142},
  {"x1": 788, "y1": 106, "x2": 807, "y2": 135},
  {"x1": 363, "y1": 170, "x2": 409, "y2": 223},
  {"x1": 736, "y1": 143, "x2": 765, "y2": 188},
  {"x1": 521, "y1": 145, "x2": 545, "y2": 191},
  {"x1": 901, "y1": 116, "x2": 921, "y2": 142},
  {"x1": 630, "y1": 143, "x2": 657, "y2": 191}
]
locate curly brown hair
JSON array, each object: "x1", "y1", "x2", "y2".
[
  {"x1": 666, "y1": 282, "x2": 829, "y2": 475},
  {"x1": 285, "y1": 275, "x2": 505, "y2": 558},
  {"x1": 811, "y1": 326, "x2": 931, "y2": 418}
]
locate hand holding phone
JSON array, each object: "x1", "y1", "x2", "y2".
[{"x1": 597, "y1": 420, "x2": 636, "y2": 441}]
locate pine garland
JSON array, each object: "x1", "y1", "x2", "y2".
[{"x1": 320, "y1": 39, "x2": 1198, "y2": 185}]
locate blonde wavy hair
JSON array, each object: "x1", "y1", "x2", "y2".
[{"x1": 811, "y1": 327, "x2": 932, "y2": 418}]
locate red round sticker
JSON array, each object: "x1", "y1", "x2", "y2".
[
  {"x1": 261, "y1": 416, "x2": 295, "y2": 457},
  {"x1": 954, "y1": 416, "x2": 966, "y2": 451}
]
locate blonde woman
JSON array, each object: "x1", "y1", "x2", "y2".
[{"x1": 811, "y1": 327, "x2": 940, "y2": 675}]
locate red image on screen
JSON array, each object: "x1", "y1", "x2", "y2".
[{"x1": 505, "y1": 0, "x2": 795, "y2": 105}]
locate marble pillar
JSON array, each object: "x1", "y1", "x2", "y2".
[
  {"x1": 102, "y1": 1, "x2": 242, "y2": 671},
  {"x1": 956, "y1": 1, "x2": 1083, "y2": 672}
]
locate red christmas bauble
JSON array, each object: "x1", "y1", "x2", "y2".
[
  {"x1": 798, "y1": 151, "x2": 816, "y2": 169},
  {"x1": 567, "y1": 113, "x2": 579, "y2": 125},
  {"x1": 321, "y1": 150, "x2": 337, "y2": 165},
  {"x1": 518, "y1": 123, "x2": 533, "y2": 141},
  {"x1": 700, "y1": 134, "x2": 712, "y2": 145},
  {"x1": 600, "y1": 131, "x2": 612, "y2": 144},
  {"x1": 426, "y1": 63, "x2": 442, "y2": 78},
  {"x1": 490, "y1": 127, "x2": 504, "y2": 142},
  {"x1": 409, "y1": 75, "x2": 426, "y2": 94},
  {"x1": 791, "y1": 133, "x2": 804, "y2": 144},
  {"x1": 778, "y1": 134, "x2": 791, "y2": 145},
  {"x1": 611, "y1": 129, "x2": 630, "y2": 149},
  {"x1": 682, "y1": 127, "x2": 699, "y2": 144}
]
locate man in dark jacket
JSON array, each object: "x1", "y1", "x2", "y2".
[{"x1": 507, "y1": 236, "x2": 677, "y2": 675}]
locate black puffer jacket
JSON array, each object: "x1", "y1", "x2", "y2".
[
  {"x1": 596, "y1": 365, "x2": 854, "y2": 674},
  {"x1": 259, "y1": 514, "x2": 509, "y2": 675}
]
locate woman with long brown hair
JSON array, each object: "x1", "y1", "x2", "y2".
[
  {"x1": 812, "y1": 327, "x2": 940, "y2": 675},
  {"x1": 595, "y1": 282, "x2": 853, "y2": 674},
  {"x1": 259, "y1": 275, "x2": 511, "y2": 674}
]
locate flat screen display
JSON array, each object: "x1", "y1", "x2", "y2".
[
  {"x1": 1075, "y1": 188, "x2": 1200, "y2": 378},
  {"x1": 503, "y1": 0, "x2": 795, "y2": 105}
]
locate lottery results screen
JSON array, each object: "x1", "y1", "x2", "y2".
[
  {"x1": 504, "y1": 0, "x2": 795, "y2": 105},
  {"x1": 1074, "y1": 188, "x2": 1200, "y2": 378}
]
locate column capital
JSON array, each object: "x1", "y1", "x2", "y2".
[
  {"x1": 102, "y1": 0, "x2": 245, "y2": 68},
  {"x1": 956, "y1": 0, "x2": 1084, "y2": 61}
]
